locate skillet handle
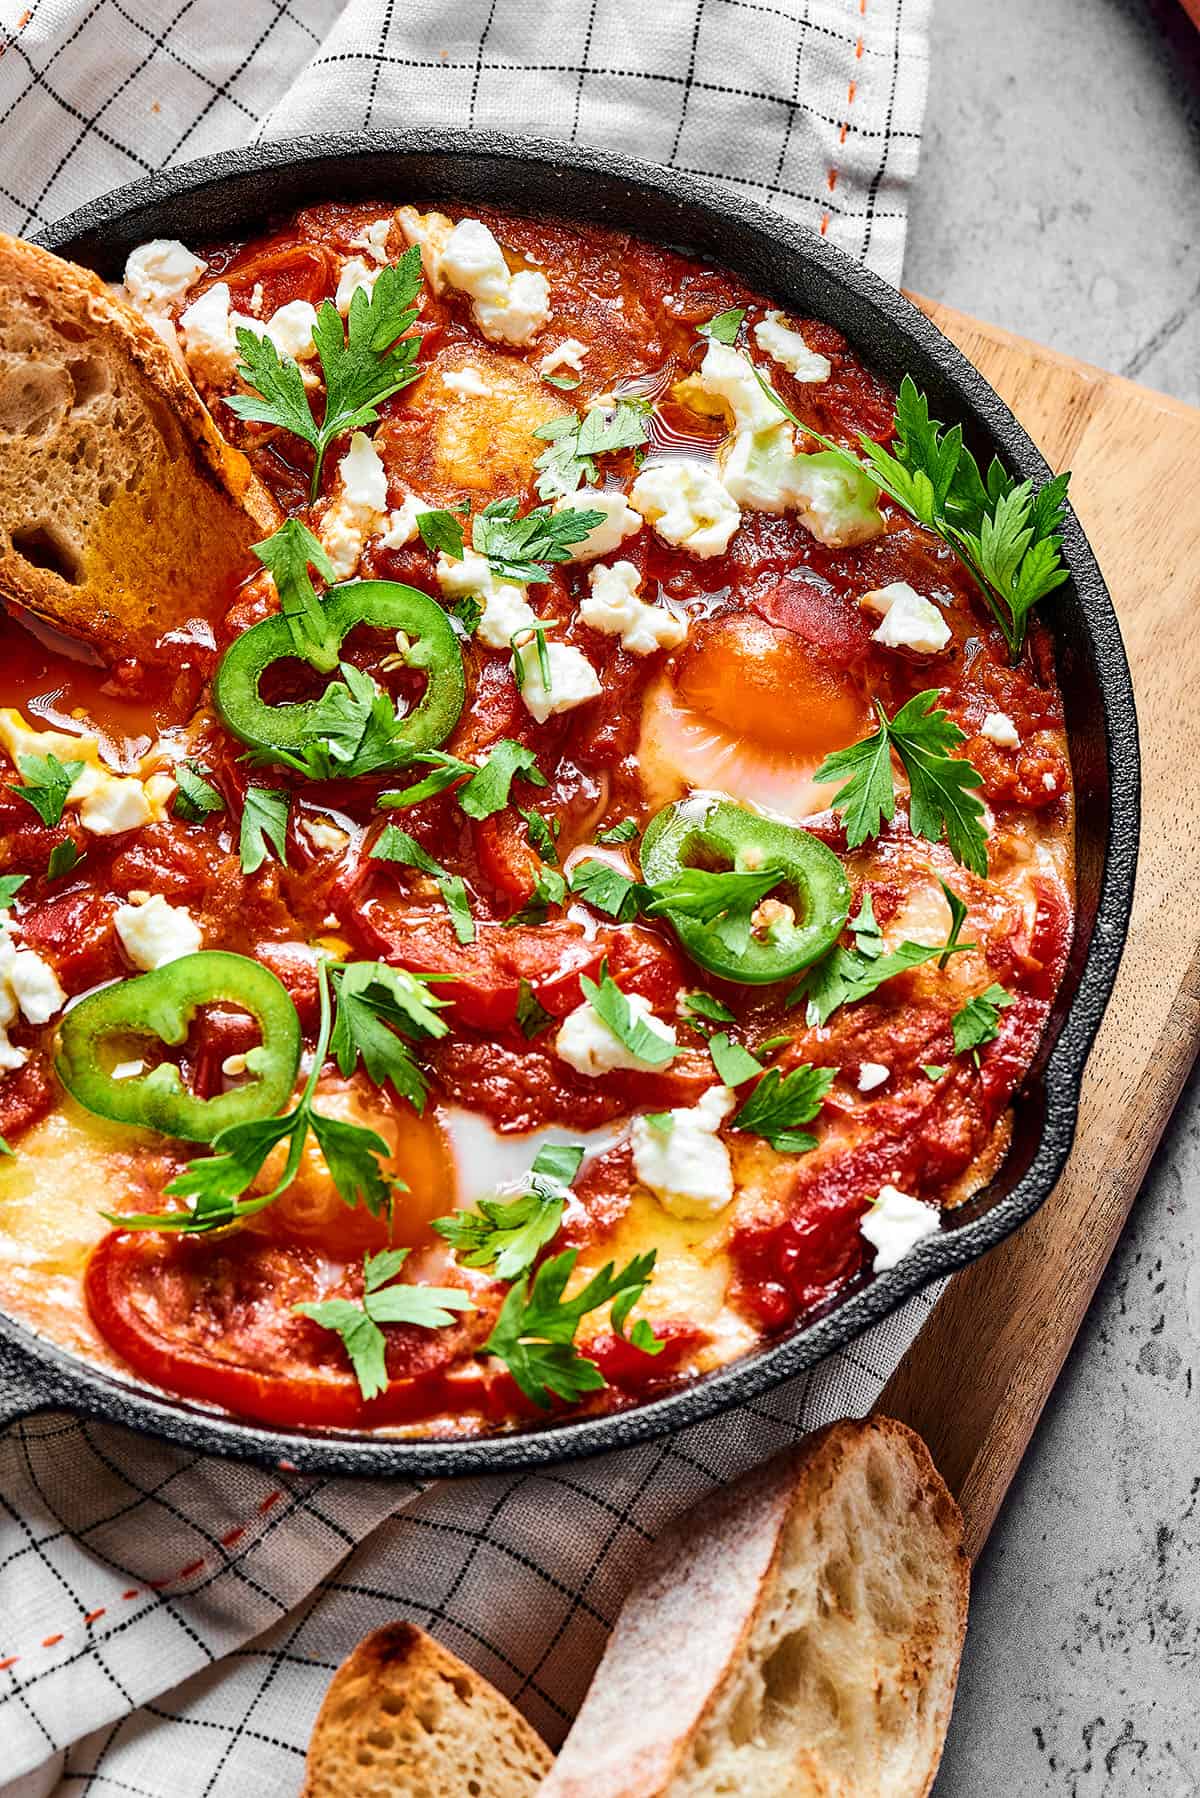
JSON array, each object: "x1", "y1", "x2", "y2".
[{"x1": 0, "y1": 1329, "x2": 69, "y2": 1431}]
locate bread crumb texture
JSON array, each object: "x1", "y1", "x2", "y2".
[
  {"x1": 302, "y1": 1622, "x2": 553, "y2": 1798},
  {"x1": 545, "y1": 1417, "x2": 969, "y2": 1798}
]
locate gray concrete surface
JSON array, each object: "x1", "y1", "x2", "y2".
[{"x1": 901, "y1": 2, "x2": 1200, "y2": 1790}]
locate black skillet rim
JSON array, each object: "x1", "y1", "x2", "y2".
[{"x1": 0, "y1": 130, "x2": 1140, "y2": 1477}]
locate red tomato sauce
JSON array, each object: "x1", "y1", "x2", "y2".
[{"x1": 0, "y1": 200, "x2": 1076, "y2": 1435}]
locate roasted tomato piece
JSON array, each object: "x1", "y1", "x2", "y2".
[
  {"x1": 16, "y1": 887, "x2": 121, "y2": 989},
  {"x1": 585, "y1": 1320, "x2": 706, "y2": 1392},
  {"x1": 0, "y1": 1054, "x2": 56, "y2": 1143},
  {"x1": 85, "y1": 1231, "x2": 511, "y2": 1431}
]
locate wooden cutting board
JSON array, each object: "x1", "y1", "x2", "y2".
[{"x1": 878, "y1": 300, "x2": 1200, "y2": 1559}]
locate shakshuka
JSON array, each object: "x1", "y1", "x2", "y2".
[{"x1": 0, "y1": 201, "x2": 1074, "y2": 1434}]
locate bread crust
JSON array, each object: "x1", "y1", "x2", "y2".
[
  {"x1": 0, "y1": 231, "x2": 277, "y2": 659},
  {"x1": 302, "y1": 1621, "x2": 553, "y2": 1798},
  {"x1": 544, "y1": 1418, "x2": 969, "y2": 1798}
]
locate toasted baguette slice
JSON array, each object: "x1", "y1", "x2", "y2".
[
  {"x1": 0, "y1": 232, "x2": 277, "y2": 660},
  {"x1": 544, "y1": 1418, "x2": 969, "y2": 1798},
  {"x1": 302, "y1": 1622, "x2": 553, "y2": 1798}
]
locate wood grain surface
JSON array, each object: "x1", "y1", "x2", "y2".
[{"x1": 878, "y1": 300, "x2": 1200, "y2": 1560}]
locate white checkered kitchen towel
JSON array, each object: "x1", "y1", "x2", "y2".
[{"x1": 0, "y1": 2, "x2": 933, "y2": 1791}]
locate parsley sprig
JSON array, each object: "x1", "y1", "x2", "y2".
[
  {"x1": 252, "y1": 519, "x2": 341, "y2": 672},
  {"x1": 7, "y1": 752, "x2": 83, "y2": 827},
  {"x1": 239, "y1": 786, "x2": 290, "y2": 873},
  {"x1": 433, "y1": 1142, "x2": 583, "y2": 1281},
  {"x1": 755, "y1": 369, "x2": 1071, "y2": 658},
  {"x1": 380, "y1": 738, "x2": 546, "y2": 819},
  {"x1": 227, "y1": 250, "x2": 426, "y2": 501},
  {"x1": 952, "y1": 982, "x2": 1014, "y2": 1062},
  {"x1": 418, "y1": 494, "x2": 604, "y2": 583},
  {"x1": 483, "y1": 1247, "x2": 660, "y2": 1407},
  {"x1": 790, "y1": 886, "x2": 974, "y2": 1026},
  {"x1": 329, "y1": 959, "x2": 451, "y2": 1112},
  {"x1": 581, "y1": 965, "x2": 678, "y2": 1068},
  {"x1": 531, "y1": 399, "x2": 650, "y2": 500},
  {"x1": 295, "y1": 1248, "x2": 473, "y2": 1402},
  {"x1": 816, "y1": 690, "x2": 987, "y2": 877},
  {"x1": 371, "y1": 825, "x2": 475, "y2": 944},
  {"x1": 731, "y1": 1063, "x2": 836, "y2": 1153},
  {"x1": 255, "y1": 662, "x2": 415, "y2": 782},
  {"x1": 106, "y1": 960, "x2": 397, "y2": 1236}
]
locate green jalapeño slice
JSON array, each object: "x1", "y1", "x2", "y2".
[
  {"x1": 640, "y1": 797, "x2": 851, "y2": 985},
  {"x1": 56, "y1": 951, "x2": 302, "y2": 1141},
  {"x1": 213, "y1": 579, "x2": 466, "y2": 762}
]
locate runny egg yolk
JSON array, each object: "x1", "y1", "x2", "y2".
[
  {"x1": 639, "y1": 615, "x2": 872, "y2": 820},
  {"x1": 677, "y1": 616, "x2": 869, "y2": 754},
  {"x1": 265, "y1": 1078, "x2": 455, "y2": 1253}
]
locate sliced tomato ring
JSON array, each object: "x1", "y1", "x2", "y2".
[{"x1": 85, "y1": 1231, "x2": 518, "y2": 1432}]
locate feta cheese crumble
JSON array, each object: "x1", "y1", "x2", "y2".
[
  {"x1": 859, "y1": 581, "x2": 952, "y2": 654},
  {"x1": 753, "y1": 311, "x2": 832, "y2": 383},
  {"x1": 514, "y1": 638, "x2": 602, "y2": 725},
  {"x1": 675, "y1": 340, "x2": 781, "y2": 435},
  {"x1": 114, "y1": 895, "x2": 203, "y2": 972},
  {"x1": 178, "y1": 283, "x2": 245, "y2": 384},
  {"x1": 335, "y1": 256, "x2": 382, "y2": 315},
  {"x1": 406, "y1": 213, "x2": 551, "y2": 347},
  {"x1": 239, "y1": 299, "x2": 319, "y2": 363},
  {"x1": 629, "y1": 458, "x2": 741, "y2": 558},
  {"x1": 349, "y1": 218, "x2": 392, "y2": 263},
  {"x1": 441, "y1": 367, "x2": 492, "y2": 399},
  {"x1": 539, "y1": 338, "x2": 589, "y2": 378},
  {"x1": 632, "y1": 1086, "x2": 737, "y2": 1219},
  {"x1": 580, "y1": 561, "x2": 687, "y2": 656},
  {"x1": 860, "y1": 1185, "x2": 940, "y2": 1272},
  {"x1": 556, "y1": 992, "x2": 677, "y2": 1076},
  {"x1": 857, "y1": 1062, "x2": 890, "y2": 1093},
  {"x1": 553, "y1": 488, "x2": 642, "y2": 561},
  {"x1": 320, "y1": 433, "x2": 424, "y2": 577},
  {"x1": 436, "y1": 548, "x2": 538, "y2": 649},
  {"x1": 0, "y1": 710, "x2": 169, "y2": 839},
  {"x1": 981, "y1": 711, "x2": 1021, "y2": 749},
  {"x1": 123, "y1": 240, "x2": 207, "y2": 313}
]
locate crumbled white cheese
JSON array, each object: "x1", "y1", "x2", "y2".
[
  {"x1": 629, "y1": 458, "x2": 741, "y2": 558},
  {"x1": 514, "y1": 638, "x2": 602, "y2": 725},
  {"x1": 110, "y1": 1059, "x2": 146, "y2": 1081},
  {"x1": 556, "y1": 991, "x2": 677, "y2": 1076},
  {"x1": 350, "y1": 217, "x2": 392, "y2": 264},
  {"x1": 474, "y1": 269, "x2": 552, "y2": 347},
  {"x1": 632, "y1": 1085, "x2": 737, "y2": 1220},
  {"x1": 123, "y1": 239, "x2": 207, "y2": 312},
  {"x1": 554, "y1": 488, "x2": 642, "y2": 561},
  {"x1": 440, "y1": 218, "x2": 512, "y2": 305},
  {"x1": 580, "y1": 561, "x2": 687, "y2": 656},
  {"x1": 6, "y1": 946, "x2": 66, "y2": 1025},
  {"x1": 857, "y1": 1062, "x2": 890, "y2": 1093},
  {"x1": 239, "y1": 299, "x2": 319, "y2": 362},
  {"x1": 860, "y1": 581, "x2": 952, "y2": 654},
  {"x1": 0, "y1": 710, "x2": 169, "y2": 839},
  {"x1": 379, "y1": 493, "x2": 424, "y2": 550},
  {"x1": 408, "y1": 213, "x2": 551, "y2": 346},
  {"x1": 114, "y1": 894, "x2": 203, "y2": 972},
  {"x1": 1042, "y1": 771, "x2": 1057, "y2": 792},
  {"x1": 441, "y1": 367, "x2": 493, "y2": 399},
  {"x1": 539, "y1": 338, "x2": 589, "y2": 378},
  {"x1": 178, "y1": 283, "x2": 247, "y2": 383},
  {"x1": 302, "y1": 817, "x2": 349, "y2": 854},
  {"x1": 319, "y1": 433, "x2": 425, "y2": 573},
  {"x1": 72, "y1": 765, "x2": 154, "y2": 836},
  {"x1": 753, "y1": 311, "x2": 832, "y2": 382},
  {"x1": 436, "y1": 548, "x2": 537, "y2": 649},
  {"x1": 981, "y1": 711, "x2": 1021, "y2": 749},
  {"x1": 720, "y1": 422, "x2": 800, "y2": 514},
  {"x1": 677, "y1": 340, "x2": 781, "y2": 434},
  {"x1": 335, "y1": 256, "x2": 382, "y2": 315},
  {"x1": 782, "y1": 453, "x2": 884, "y2": 547},
  {"x1": 0, "y1": 976, "x2": 24, "y2": 1071},
  {"x1": 860, "y1": 1184, "x2": 940, "y2": 1272}
]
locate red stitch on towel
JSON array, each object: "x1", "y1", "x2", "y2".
[
  {"x1": 41, "y1": 1634, "x2": 63, "y2": 1648},
  {"x1": 178, "y1": 1559, "x2": 205, "y2": 1579},
  {"x1": 0, "y1": 1656, "x2": 19, "y2": 1670},
  {"x1": 257, "y1": 1488, "x2": 283, "y2": 1515},
  {"x1": 821, "y1": 2, "x2": 867, "y2": 238},
  {"x1": 122, "y1": 1588, "x2": 140, "y2": 1600},
  {"x1": 84, "y1": 1609, "x2": 106, "y2": 1626},
  {"x1": 221, "y1": 1524, "x2": 247, "y2": 1548}
]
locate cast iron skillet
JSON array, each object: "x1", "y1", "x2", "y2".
[{"x1": 0, "y1": 132, "x2": 1139, "y2": 1477}]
